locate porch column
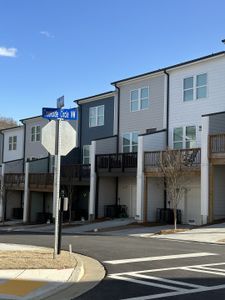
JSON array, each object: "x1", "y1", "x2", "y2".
[
  {"x1": 0, "y1": 163, "x2": 5, "y2": 222},
  {"x1": 89, "y1": 141, "x2": 96, "y2": 221},
  {"x1": 201, "y1": 116, "x2": 209, "y2": 224},
  {"x1": 23, "y1": 161, "x2": 30, "y2": 223},
  {"x1": 136, "y1": 136, "x2": 145, "y2": 222}
]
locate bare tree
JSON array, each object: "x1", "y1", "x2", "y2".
[
  {"x1": 159, "y1": 149, "x2": 187, "y2": 230},
  {"x1": 0, "y1": 116, "x2": 17, "y2": 130}
]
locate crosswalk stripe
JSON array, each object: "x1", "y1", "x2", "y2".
[{"x1": 104, "y1": 252, "x2": 217, "y2": 265}]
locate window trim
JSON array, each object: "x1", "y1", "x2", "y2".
[
  {"x1": 183, "y1": 73, "x2": 208, "y2": 102},
  {"x1": 8, "y1": 135, "x2": 17, "y2": 151},
  {"x1": 172, "y1": 125, "x2": 197, "y2": 149},
  {"x1": 89, "y1": 105, "x2": 105, "y2": 128},
  {"x1": 122, "y1": 131, "x2": 139, "y2": 153},
  {"x1": 83, "y1": 145, "x2": 90, "y2": 164},
  {"x1": 31, "y1": 125, "x2": 41, "y2": 142},
  {"x1": 130, "y1": 86, "x2": 149, "y2": 112}
]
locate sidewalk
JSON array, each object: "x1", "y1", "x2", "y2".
[
  {"x1": 0, "y1": 243, "x2": 105, "y2": 300},
  {"x1": 148, "y1": 223, "x2": 225, "y2": 244}
]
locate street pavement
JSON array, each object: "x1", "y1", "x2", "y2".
[{"x1": 1, "y1": 224, "x2": 225, "y2": 300}]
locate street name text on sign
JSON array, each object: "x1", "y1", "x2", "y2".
[{"x1": 42, "y1": 107, "x2": 78, "y2": 120}]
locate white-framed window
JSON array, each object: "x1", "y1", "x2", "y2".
[
  {"x1": 83, "y1": 145, "x2": 90, "y2": 164},
  {"x1": 31, "y1": 125, "x2": 41, "y2": 142},
  {"x1": 8, "y1": 136, "x2": 17, "y2": 151},
  {"x1": 130, "y1": 87, "x2": 149, "y2": 112},
  {"x1": 183, "y1": 73, "x2": 207, "y2": 101},
  {"x1": 173, "y1": 126, "x2": 197, "y2": 149},
  {"x1": 89, "y1": 105, "x2": 104, "y2": 127},
  {"x1": 122, "y1": 132, "x2": 138, "y2": 153}
]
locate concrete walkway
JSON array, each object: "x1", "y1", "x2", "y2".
[
  {"x1": 0, "y1": 243, "x2": 105, "y2": 300},
  {"x1": 148, "y1": 223, "x2": 225, "y2": 244}
]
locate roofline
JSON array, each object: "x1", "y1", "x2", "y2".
[
  {"x1": 111, "y1": 51, "x2": 225, "y2": 85},
  {"x1": 74, "y1": 91, "x2": 115, "y2": 104},
  {"x1": 0, "y1": 125, "x2": 23, "y2": 133},
  {"x1": 20, "y1": 115, "x2": 42, "y2": 123},
  {"x1": 202, "y1": 110, "x2": 225, "y2": 117},
  {"x1": 139, "y1": 129, "x2": 167, "y2": 137}
]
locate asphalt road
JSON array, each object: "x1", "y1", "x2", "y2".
[{"x1": 1, "y1": 232, "x2": 225, "y2": 299}]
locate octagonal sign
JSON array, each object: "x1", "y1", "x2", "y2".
[{"x1": 41, "y1": 120, "x2": 77, "y2": 156}]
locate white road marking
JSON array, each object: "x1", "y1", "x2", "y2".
[
  {"x1": 109, "y1": 275, "x2": 187, "y2": 292},
  {"x1": 183, "y1": 267, "x2": 225, "y2": 277},
  {"x1": 104, "y1": 252, "x2": 217, "y2": 265},
  {"x1": 133, "y1": 274, "x2": 203, "y2": 288},
  {"x1": 197, "y1": 266, "x2": 225, "y2": 273}
]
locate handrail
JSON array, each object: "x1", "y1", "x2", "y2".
[{"x1": 209, "y1": 133, "x2": 225, "y2": 154}]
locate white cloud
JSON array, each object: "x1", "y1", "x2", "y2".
[
  {"x1": 40, "y1": 31, "x2": 54, "y2": 38},
  {"x1": 0, "y1": 47, "x2": 17, "y2": 57}
]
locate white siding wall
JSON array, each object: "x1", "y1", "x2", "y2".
[
  {"x1": 6, "y1": 191, "x2": 21, "y2": 219},
  {"x1": 147, "y1": 177, "x2": 164, "y2": 222},
  {"x1": 143, "y1": 131, "x2": 167, "y2": 151},
  {"x1": 213, "y1": 166, "x2": 225, "y2": 220},
  {"x1": 118, "y1": 177, "x2": 136, "y2": 217},
  {"x1": 24, "y1": 117, "x2": 49, "y2": 161},
  {"x1": 3, "y1": 127, "x2": 24, "y2": 162},
  {"x1": 119, "y1": 74, "x2": 165, "y2": 152},
  {"x1": 169, "y1": 54, "x2": 225, "y2": 148}
]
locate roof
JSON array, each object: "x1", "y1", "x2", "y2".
[
  {"x1": 0, "y1": 125, "x2": 23, "y2": 133},
  {"x1": 202, "y1": 110, "x2": 225, "y2": 117},
  {"x1": 20, "y1": 115, "x2": 42, "y2": 123},
  {"x1": 74, "y1": 91, "x2": 115, "y2": 104},
  {"x1": 112, "y1": 51, "x2": 225, "y2": 85}
]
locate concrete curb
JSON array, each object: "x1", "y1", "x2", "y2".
[{"x1": 43, "y1": 253, "x2": 105, "y2": 300}]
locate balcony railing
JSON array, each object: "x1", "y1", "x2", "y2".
[
  {"x1": 96, "y1": 152, "x2": 137, "y2": 172},
  {"x1": 61, "y1": 164, "x2": 90, "y2": 181},
  {"x1": 29, "y1": 173, "x2": 54, "y2": 186},
  {"x1": 4, "y1": 173, "x2": 25, "y2": 185},
  {"x1": 209, "y1": 133, "x2": 225, "y2": 154},
  {"x1": 145, "y1": 148, "x2": 201, "y2": 170}
]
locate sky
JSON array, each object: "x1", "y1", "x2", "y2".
[{"x1": 1, "y1": 0, "x2": 225, "y2": 122}]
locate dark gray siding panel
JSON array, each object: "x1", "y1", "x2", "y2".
[
  {"x1": 81, "y1": 97, "x2": 114, "y2": 148},
  {"x1": 209, "y1": 113, "x2": 225, "y2": 134}
]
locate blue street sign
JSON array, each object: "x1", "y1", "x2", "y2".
[{"x1": 42, "y1": 107, "x2": 78, "y2": 120}]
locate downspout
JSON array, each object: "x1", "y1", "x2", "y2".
[
  {"x1": 115, "y1": 84, "x2": 120, "y2": 210},
  {"x1": 22, "y1": 121, "x2": 26, "y2": 173},
  {"x1": 77, "y1": 103, "x2": 82, "y2": 163},
  {"x1": 163, "y1": 70, "x2": 170, "y2": 209}
]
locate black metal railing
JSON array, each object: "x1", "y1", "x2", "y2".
[
  {"x1": 96, "y1": 152, "x2": 137, "y2": 172},
  {"x1": 29, "y1": 173, "x2": 54, "y2": 186},
  {"x1": 145, "y1": 148, "x2": 201, "y2": 169},
  {"x1": 61, "y1": 164, "x2": 90, "y2": 181}
]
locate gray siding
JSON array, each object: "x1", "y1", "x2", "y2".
[
  {"x1": 5, "y1": 159, "x2": 24, "y2": 173},
  {"x1": 0, "y1": 134, "x2": 3, "y2": 164},
  {"x1": 214, "y1": 165, "x2": 225, "y2": 220},
  {"x1": 96, "y1": 136, "x2": 117, "y2": 154},
  {"x1": 119, "y1": 75, "x2": 165, "y2": 151},
  {"x1": 29, "y1": 158, "x2": 49, "y2": 173},
  {"x1": 80, "y1": 97, "x2": 114, "y2": 149},
  {"x1": 209, "y1": 113, "x2": 225, "y2": 134},
  {"x1": 143, "y1": 131, "x2": 167, "y2": 151}
]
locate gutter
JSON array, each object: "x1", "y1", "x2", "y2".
[{"x1": 164, "y1": 70, "x2": 170, "y2": 147}]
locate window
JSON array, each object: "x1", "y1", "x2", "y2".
[
  {"x1": 185, "y1": 126, "x2": 196, "y2": 148},
  {"x1": 122, "y1": 132, "x2": 138, "y2": 153},
  {"x1": 89, "y1": 105, "x2": 104, "y2": 127},
  {"x1": 130, "y1": 87, "x2": 149, "y2": 112},
  {"x1": 83, "y1": 145, "x2": 90, "y2": 164},
  {"x1": 9, "y1": 136, "x2": 17, "y2": 151},
  {"x1": 183, "y1": 73, "x2": 207, "y2": 101},
  {"x1": 173, "y1": 127, "x2": 183, "y2": 149},
  {"x1": 173, "y1": 126, "x2": 196, "y2": 149},
  {"x1": 31, "y1": 125, "x2": 41, "y2": 142}
]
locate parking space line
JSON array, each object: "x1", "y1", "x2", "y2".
[
  {"x1": 182, "y1": 267, "x2": 225, "y2": 277},
  {"x1": 104, "y1": 252, "x2": 217, "y2": 265}
]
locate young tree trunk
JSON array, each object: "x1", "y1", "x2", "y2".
[{"x1": 174, "y1": 207, "x2": 177, "y2": 230}]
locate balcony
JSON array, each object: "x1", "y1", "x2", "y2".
[
  {"x1": 96, "y1": 152, "x2": 137, "y2": 174},
  {"x1": 60, "y1": 164, "x2": 90, "y2": 185},
  {"x1": 29, "y1": 173, "x2": 54, "y2": 192},
  {"x1": 4, "y1": 173, "x2": 25, "y2": 190},
  {"x1": 209, "y1": 133, "x2": 225, "y2": 161},
  {"x1": 144, "y1": 148, "x2": 201, "y2": 175}
]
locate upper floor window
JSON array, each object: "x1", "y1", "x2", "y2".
[
  {"x1": 173, "y1": 126, "x2": 196, "y2": 149},
  {"x1": 31, "y1": 125, "x2": 41, "y2": 142},
  {"x1": 123, "y1": 132, "x2": 138, "y2": 153},
  {"x1": 83, "y1": 145, "x2": 90, "y2": 164},
  {"x1": 8, "y1": 136, "x2": 17, "y2": 151},
  {"x1": 130, "y1": 87, "x2": 149, "y2": 112},
  {"x1": 89, "y1": 105, "x2": 104, "y2": 127},
  {"x1": 183, "y1": 73, "x2": 207, "y2": 101}
]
